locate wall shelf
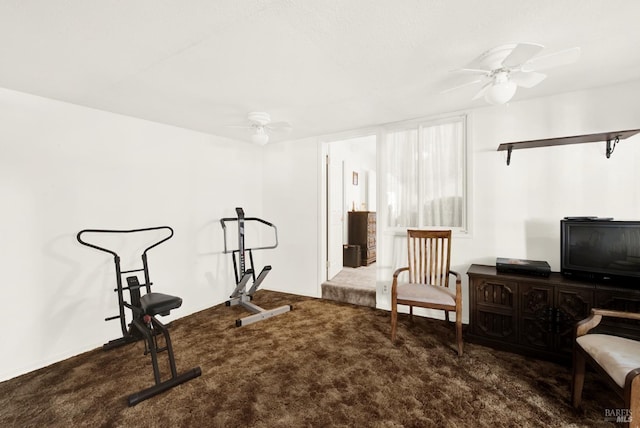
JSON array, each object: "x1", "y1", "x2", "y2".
[{"x1": 497, "y1": 129, "x2": 640, "y2": 165}]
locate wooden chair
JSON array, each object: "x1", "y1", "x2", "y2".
[
  {"x1": 572, "y1": 308, "x2": 640, "y2": 427},
  {"x1": 390, "y1": 229, "x2": 463, "y2": 356}
]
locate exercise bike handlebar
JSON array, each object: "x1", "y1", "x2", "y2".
[
  {"x1": 220, "y1": 217, "x2": 278, "y2": 254},
  {"x1": 76, "y1": 226, "x2": 174, "y2": 258}
]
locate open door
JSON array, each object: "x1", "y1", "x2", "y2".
[{"x1": 326, "y1": 151, "x2": 344, "y2": 280}]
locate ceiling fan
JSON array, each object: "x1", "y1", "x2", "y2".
[
  {"x1": 444, "y1": 43, "x2": 581, "y2": 105},
  {"x1": 230, "y1": 112, "x2": 292, "y2": 145}
]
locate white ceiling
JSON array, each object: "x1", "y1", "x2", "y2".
[{"x1": 1, "y1": 1, "x2": 640, "y2": 143}]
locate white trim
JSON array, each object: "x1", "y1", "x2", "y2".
[
  {"x1": 317, "y1": 140, "x2": 328, "y2": 289},
  {"x1": 318, "y1": 132, "x2": 379, "y2": 284}
]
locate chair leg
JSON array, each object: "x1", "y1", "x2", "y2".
[
  {"x1": 572, "y1": 348, "x2": 586, "y2": 408},
  {"x1": 455, "y1": 316, "x2": 463, "y2": 356},
  {"x1": 454, "y1": 302, "x2": 464, "y2": 356},
  {"x1": 409, "y1": 306, "x2": 413, "y2": 321},
  {"x1": 391, "y1": 305, "x2": 398, "y2": 342},
  {"x1": 445, "y1": 310, "x2": 450, "y2": 322}
]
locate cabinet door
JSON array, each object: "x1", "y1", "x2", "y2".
[
  {"x1": 555, "y1": 286, "x2": 593, "y2": 354},
  {"x1": 519, "y1": 283, "x2": 554, "y2": 350},
  {"x1": 472, "y1": 278, "x2": 518, "y2": 343}
]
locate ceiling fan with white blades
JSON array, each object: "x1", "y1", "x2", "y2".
[
  {"x1": 444, "y1": 43, "x2": 581, "y2": 105},
  {"x1": 230, "y1": 112, "x2": 292, "y2": 145}
]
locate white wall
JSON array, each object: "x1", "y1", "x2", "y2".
[
  {"x1": 343, "y1": 137, "x2": 376, "y2": 212},
  {"x1": 0, "y1": 88, "x2": 265, "y2": 381},
  {"x1": 377, "y1": 81, "x2": 640, "y2": 323},
  {"x1": 261, "y1": 139, "x2": 320, "y2": 297},
  {"x1": 3, "y1": 79, "x2": 640, "y2": 382},
  {"x1": 438, "y1": 80, "x2": 640, "y2": 322},
  {"x1": 393, "y1": 80, "x2": 640, "y2": 317},
  {"x1": 263, "y1": 79, "x2": 640, "y2": 324},
  {"x1": 466, "y1": 80, "x2": 640, "y2": 271}
]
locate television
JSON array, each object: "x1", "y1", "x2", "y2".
[{"x1": 561, "y1": 219, "x2": 640, "y2": 284}]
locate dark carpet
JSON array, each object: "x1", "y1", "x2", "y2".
[{"x1": 0, "y1": 291, "x2": 618, "y2": 427}]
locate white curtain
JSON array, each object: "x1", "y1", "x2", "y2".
[
  {"x1": 382, "y1": 117, "x2": 464, "y2": 229},
  {"x1": 383, "y1": 128, "x2": 418, "y2": 227},
  {"x1": 420, "y1": 119, "x2": 464, "y2": 227}
]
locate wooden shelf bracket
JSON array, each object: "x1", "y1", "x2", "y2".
[{"x1": 606, "y1": 135, "x2": 620, "y2": 159}]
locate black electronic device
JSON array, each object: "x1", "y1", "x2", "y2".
[
  {"x1": 563, "y1": 216, "x2": 613, "y2": 221},
  {"x1": 561, "y1": 219, "x2": 640, "y2": 283},
  {"x1": 496, "y1": 257, "x2": 551, "y2": 277}
]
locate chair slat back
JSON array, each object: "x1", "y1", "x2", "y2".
[{"x1": 407, "y1": 229, "x2": 452, "y2": 287}]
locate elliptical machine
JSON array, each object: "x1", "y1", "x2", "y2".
[
  {"x1": 77, "y1": 226, "x2": 201, "y2": 406},
  {"x1": 220, "y1": 208, "x2": 292, "y2": 327}
]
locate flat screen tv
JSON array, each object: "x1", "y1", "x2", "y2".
[{"x1": 561, "y1": 219, "x2": 640, "y2": 284}]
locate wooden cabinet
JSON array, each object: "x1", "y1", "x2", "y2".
[
  {"x1": 348, "y1": 211, "x2": 376, "y2": 266},
  {"x1": 468, "y1": 264, "x2": 640, "y2": 362}
]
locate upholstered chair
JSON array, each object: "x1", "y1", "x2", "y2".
[{"x1": 572, "y1": 308, "x2": 640, "y2": 427}]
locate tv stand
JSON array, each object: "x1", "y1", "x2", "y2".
[{"x1": 467, "y1": 264, "x2": 640, "y2": 363}]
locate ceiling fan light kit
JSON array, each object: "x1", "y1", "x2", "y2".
[
  {"x1": 251, "y1": 128, "x2": 269, "y2": 145},
  {"x1": 484, "y1": 71, "x2": 517, "y2": 105}
]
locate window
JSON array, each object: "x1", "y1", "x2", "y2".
[{"x1": 384, "y1": 115, "x2": 466, "y2": 230}]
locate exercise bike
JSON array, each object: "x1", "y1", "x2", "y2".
[
  {"x1": 220, "y1": 208, "x2": 292, "y2": 327},
  {"x1": 77, "y1": 226, "x2": 201, "y2": 406}
]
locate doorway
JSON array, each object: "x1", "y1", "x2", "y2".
[{"x1": 322, "y1": 135, "x2": 377, "y2": 307}]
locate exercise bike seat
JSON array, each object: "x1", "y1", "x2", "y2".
[{"x1": 140, "y1": 293, "x2": 183, "y2": 317}]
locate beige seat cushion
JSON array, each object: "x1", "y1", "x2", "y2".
[
  {"x1": 577, "y1": 334, "x2": 640, "y2": 388},
  {"x1": 396, "y1": 283, "x2": 455, "y2": 306}
]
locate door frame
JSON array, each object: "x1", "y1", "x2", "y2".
[{"x1": 318, "y1": 129, "x2": 379, "y2": 290}]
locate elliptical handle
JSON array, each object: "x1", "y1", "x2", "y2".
[
  {"x1": 243, "y1": 217, "x2": 278, "y2": 249},
  {"x1": 77, "y1": 226, "x2": 175, "y2": 257},
  {"x1": 219, "y1": 216, "x2": 278, "y2": 254}
]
